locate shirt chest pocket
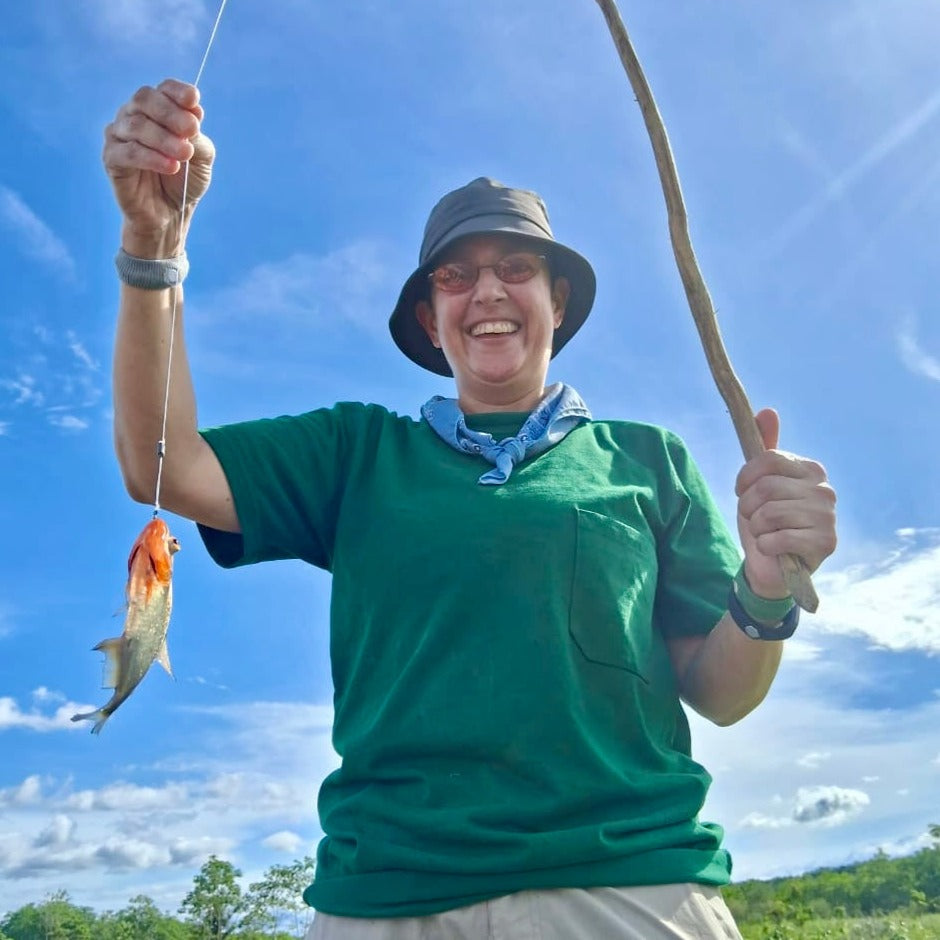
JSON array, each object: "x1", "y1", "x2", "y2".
[{"x1": 569, "y1": 508, "x2": 658, "y2": 680}]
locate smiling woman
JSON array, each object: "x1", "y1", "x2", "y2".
[{"x1": 99, "y1": 75, "x2": 837, "y2": 940}]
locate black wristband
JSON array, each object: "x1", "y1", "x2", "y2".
[{"x1": 727, "y1": 587, "x2": 800, "y2": 640}]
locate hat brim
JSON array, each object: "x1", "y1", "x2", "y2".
[{"x1": 389, "y1": 223, "x2": 596, "y2": 378}]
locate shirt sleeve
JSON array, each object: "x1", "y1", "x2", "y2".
[
  {"x1": 652, "y1": 431, "x2": 741, "y2": 638},
  {"x1": 196, "y1": 403, "x2": 362, "y2": 571}
]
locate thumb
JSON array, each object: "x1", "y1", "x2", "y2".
[{"x1": 754, "y1": 407, "x2": 780, "y2": 451}]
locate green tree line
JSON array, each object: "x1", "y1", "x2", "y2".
[
  {"x1": 725, "y1": 824, "x2": 940, "y2": 927},
  {"x1": 0, "y1": 856, "x2": 315, "y2": 940}
]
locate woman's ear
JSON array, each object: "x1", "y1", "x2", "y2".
[
  {"x1": 551, "y1": 277, "x2": 570, "y2": 329},
  {"x1": 416, "y1": 300, "x2": 441, "y2": 348}
]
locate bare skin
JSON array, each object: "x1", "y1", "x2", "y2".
[
  {"x1": 416, "y1": 235, "x2": 570, "y2": 414},
  {"x1": 669, "y1": 409, "x2": 837, "y2": 726},
  {"x1": 104, "y1": 79, "x2": 238, "y2": 533},
  {"x1": 105, "y1": 79, "x2": 837, "y2": 725}
]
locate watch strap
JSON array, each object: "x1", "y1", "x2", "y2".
[
  {"x1": 116, "y1": 247, "x2": 189, "y2": 290},
  {"x1": 728, "y1": 586, "x2": 800, "y2": 640}
]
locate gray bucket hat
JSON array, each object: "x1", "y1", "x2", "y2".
[{"x1": 389, "y1": 177, "x2": 596, "y2": 377}]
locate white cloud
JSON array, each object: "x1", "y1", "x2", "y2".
[
  {"x1": 261, "y1": 830, "x2": 304, "y2": 853},
  {"x1": 0, "y1": 421, "x2": 8, "y2": 436},
  {"x1": 811, "y1": 527, "x2": 940, "y2": 653},
  {"x1": 0, "y1": 697, "x2": 86, "y2": 733},
  {"x1": 739, "y1": 812, "x2": 794, "y2": 831},
  {"x1": 65, "y1": 332, "x2": 99, "y2": 372},
  {"x1": 897, "y1": 316, "x2": 940, "y2": 382},
  {"x1": 65, "y1": 783, "x2": 190, "y2": 813},
  {"x1": 781, "y1": 638, "x2": 823, "y2": 662},
  {"x1": 0, "y1": 327, "x2": 102, "y2": 431},
  {"x1": 3, "y1": 831, "x2": 235, "y2": 881},
  {"x1": 0, "y1": 775, "x2": 45, "y2": 807},
  {"x1": 792, "y1": 785, "x2": 871, "y2": 826},
  {"x1": 87, "y1": 0, "x2": 207, "y2": 45},
  {"x1": 862, "y1": 830, "x2": 936, "y2": 862},
  {"x1": 1, "y1": 375, "x2": 43, "y2": 407},
  {"x1": 0, "y1": 186, "x2": 76, "y2": 279},
  {"x1": 740, "y1": 786, "x2": 870, "y2": 830},
  {"x1": 193, "y1": 242, "x2": 396, "y2": 339},
  {"x1": 692, "y1": 672, "x2": 940, "y2": 879},
  {"x1": 46, "y1": 414, "x2": 90, "y2": 432},
  {"x1": 0, "y1": 701, "x2": 334, "y2": 903},
  {"x1": 33, "y1": 815, "x2": 76, "y2": 849},
  {"x1": 796, "y1": 751, "x2": 831, "y2": 769}
]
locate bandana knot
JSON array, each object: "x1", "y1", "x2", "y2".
[{"x1": 421, "y1": 383, "x2": 591, "y2": 485}]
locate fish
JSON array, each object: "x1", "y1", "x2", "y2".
[{"x1": 72, "y1": 518, "x2": 180, "y2": 734}]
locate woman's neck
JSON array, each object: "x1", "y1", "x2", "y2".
[{"x1": 456, "y1": 377, "x2": 550, "y2": 415}]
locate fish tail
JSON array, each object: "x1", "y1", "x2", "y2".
[{"x1": 70, "y1": 709, "x2": 110, "y2": 735}]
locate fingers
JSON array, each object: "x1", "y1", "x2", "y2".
[
  {"x1": 754, "y1": 407, "x2": 779, "y2": 451},
  {"x1": 735, "y1": 447, "x2": 825, "y2": 497},
  {"x1": 736, "y1": 458, "x2": 837, "y2": 568},
  {"x1": 103, "y1": 79, "x2": 204, "y2": 177}
]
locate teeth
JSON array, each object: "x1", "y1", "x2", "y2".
[{"x1": 471, "y1": 321, "x2": 518, "y2": 336}]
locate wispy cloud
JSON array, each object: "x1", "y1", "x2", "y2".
[
  {"x1": 261, "y1": 830, "x2": 305, "y2": 854},
  {"x1": 0, "y1": 326, "x2": 102, "y2": 433},
  {"x1": 897, "y1": 315, "x2": 940, "y2": 382},
  {"x1": 65, "y1": 332, "x2": 99, "y2": 373},
  {"x1": 46, "y1": 414, "x2": 90, "y2": 432},
  {"x1": 796, "y1": 751, "x2": 831, "y2": 770},
  {"x1": 0, "y1": 375, "x2": 44, "y2": 408},
  {"x1": 86, "y1": 0, "x2": 208, "y2": 45},
  {"x1": 0, "y1": 186, "x2": 76, "y2": 280},
  {"x1": 192, "y1": 242, "x2": 398, "y2": 340},
  {"x1": 765, "y1": 86, "x2": 940, "y2": 254}
]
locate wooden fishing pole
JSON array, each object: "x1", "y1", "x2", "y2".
[{"x1": 593, "y1": 0, "x2": 818, "y2": 612}]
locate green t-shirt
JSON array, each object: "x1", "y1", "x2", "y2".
[{"x1": 198, "y1": 402, "x2": 742, "y2": 918}]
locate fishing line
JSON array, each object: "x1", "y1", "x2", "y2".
[{"x1": 153, "y1": 0, "x2": 230, "y2": 517}]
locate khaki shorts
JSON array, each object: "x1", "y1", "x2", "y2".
[{"x1": 306, "y1": 883, "x2": 743, "y2": 939}]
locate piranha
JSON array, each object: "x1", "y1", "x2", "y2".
[{"x1": 72, "y1": 518, "x2": 180, "y2": 734}]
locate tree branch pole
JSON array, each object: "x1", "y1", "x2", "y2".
[{"x1": 593, "y1": 0, "x2": 818, "y2": 612}]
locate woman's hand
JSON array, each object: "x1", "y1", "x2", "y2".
[
  {"x1": 103, "y1": 78, "x2": 215, "y2": 257},
  {"x1": 735, "y1": 408, "x2": 838, "y2": 600}
]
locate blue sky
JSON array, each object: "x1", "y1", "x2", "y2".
[{"x1": 2, "y1": 0, "x2": 939, "y2": 918}]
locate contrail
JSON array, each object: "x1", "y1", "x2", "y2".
[{"x1": 764, "y1": 85, "x2": 940, "y2": 256}]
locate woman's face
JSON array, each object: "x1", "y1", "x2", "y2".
[{"x1": 416, "y1": 234, "x2": 569, "y2": 412}]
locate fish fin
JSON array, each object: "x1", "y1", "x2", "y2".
[
  {"x1": 70, "y1": 709, "x2": 109, "y2": 735},
  {"x1": 92, "y1": 637, "x2": 124, "y2": 690},
  {"x1": 156, "y1": 639, "x2": 174, "y2": 678}
]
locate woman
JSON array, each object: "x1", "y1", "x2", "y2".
[{"x1": 105, "y1": 79, "x2": 837, "y2": 939}]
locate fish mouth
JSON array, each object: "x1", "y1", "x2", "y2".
[{"x1": 168, "y1": 537, "x2": 181, "y2": 554}]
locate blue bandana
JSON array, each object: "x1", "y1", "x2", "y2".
[{"x1": 421, "y1": 383, "x2": 592, "y2": 485}]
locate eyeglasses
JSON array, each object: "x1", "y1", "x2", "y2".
[{"x1": 428, "y1": 252, "x2": 547, "y2": 293}]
